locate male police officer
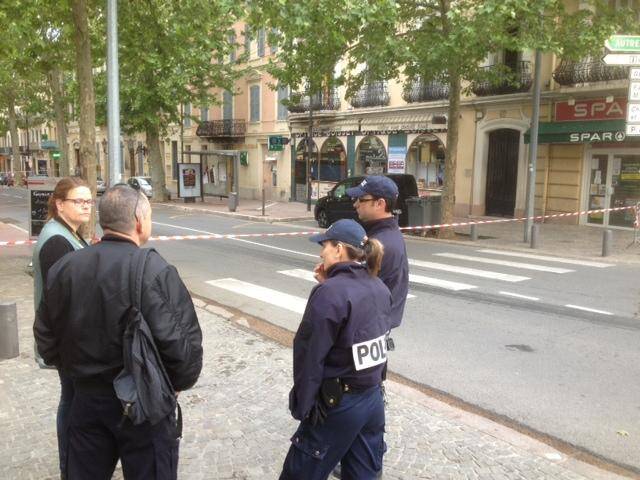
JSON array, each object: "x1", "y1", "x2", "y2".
[
  {"x1": 347, "y1": 176, "x2": 409, "y2": 330},
  {"x1": 34, "y1": 185, "x2": 203, "y2": 480}
]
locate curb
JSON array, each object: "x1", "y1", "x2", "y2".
[{"x1": 157, "y1": 202, "x2": 315, "y2": 224}]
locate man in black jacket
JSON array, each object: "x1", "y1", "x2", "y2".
[{"x1": 34, "y1": 185, "x2": 203, "y2": 480}]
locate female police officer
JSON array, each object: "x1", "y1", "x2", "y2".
[{"x1": 280, "y1": 219, "x2": 392, "y2": 480}]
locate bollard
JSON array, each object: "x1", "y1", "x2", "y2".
[
  {"x1": 0, "y1": 302, "x2": 19, "y2": 359},
  {"x1": 602, "y1": 229, "x2": 613, "y2": 257},
  {"x1": 470, "y1": 224, "x2": 478, "y2": 242},
  {"x1": 262, "y1": 188, "x2": 266, "y2": 216},
  {"x1": 530, "y1": 224, "x2": 539, "y2": 249}
]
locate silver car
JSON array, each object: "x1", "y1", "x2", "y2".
[{"x1": 127, "y1": 176, "x2": 153, "y2": 198}]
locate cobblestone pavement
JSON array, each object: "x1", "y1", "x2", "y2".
[{"x1": 0, "y1": 250, "x2": 627, "y2": 480}]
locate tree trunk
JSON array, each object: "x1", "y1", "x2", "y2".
[
  {"x1": 71, "y1": 0, "x2": 97, "y2": 238},
  {"x1": 7, "y1": 97, "x2": 22, "y2": 187},
  {"x1": 440, "y1": 71, "x2": 461, "y2": 239},
  {"x1": 147, "y1": 124, "x2": 168, "y2": 202},
  {"x1": 48, "y1": 67, "x2": 69, "y2": 176}
]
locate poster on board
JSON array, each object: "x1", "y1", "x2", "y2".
[
  {"x1": 177, "y1": 163, "x2": 202, "y2": 198},
  {"x1": 28, "y1": 176, "x2": 60, "y2": 239}
]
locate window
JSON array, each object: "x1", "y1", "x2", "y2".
[
  {"x1": 270, "y1": 28, "x2": 279, "y2": 54},
  {"x1": 250, "y1": 85, "x2": 260, "y2": 122},
  {"x1": 244, "y1": 27, "x2": 251, "y2": 56},
  {"x1": 200, "y1": 105, "x2": 209, "y2": 122},
  {"x1": 183, "y1": 103, "x2": 191, "y2": 127},
  {"x1": 277, "y1": 85, "x2": 289, "y2": 121},
  {"x1": 257, "y1": 28, "x2": 266, "y2": 57},
  {"x1": 228, "y1": 32, "x2": 237, "y2": 62},
  {"x1": 223, "y1": 90, "x2": 233, "y2": 120}
]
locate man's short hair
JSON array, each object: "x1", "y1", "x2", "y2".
[
  {"x1": 99, "y1": 185, "x2": 149, "y2": 233},
  {"x1": 377, "y1": 196, "x2": 396, "y2": 213}
]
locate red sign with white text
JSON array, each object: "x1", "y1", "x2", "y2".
[{"x1": 555, "y1": 98, "x2": 627, "y2": 121}]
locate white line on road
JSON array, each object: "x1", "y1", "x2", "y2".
[
  {"x1": 477, "y1": 249, "x2": 614, "y2": 268},
  {"x1": 409, "y1": 273, "x2": 477, "y2": 291},
  {"x1": 499, "y1": 291, "x2": 540, "y2": 301},
  {"x1": 206, "y1": 278, "x2": 308, "y2": 314},
  {"x1": 408, "y1": 259, "x2": 529, "y2": 282},
  {"x1": 7, "y1": 223, "x2": 28, "y2": 234},
  {"x1": 565, "y1": 304, "x2": 613, "y2": 316},
  {"x1": 435, "y1": 253, "x2": 573, "y2": 274},
  {"x1": 152, "y1": 221, "x2": 221, "y2": 236},
  {"x1": 279, "y1": 268, "x2": 417, "y2": 298}
]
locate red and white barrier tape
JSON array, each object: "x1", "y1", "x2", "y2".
[{"x1": 0, "y1": 205, "x2": 637, "y2": 248}]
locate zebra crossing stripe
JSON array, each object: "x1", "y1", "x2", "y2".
[
  {"x1": 409, "y1": 274, "x2": 476, "y2": 291},
  {"x1": 477, "y1": 249, "x2": 615, "y2": 268},
  {"x1": 434, "y1": 253, "x2": 574, "y2": 274},
  {"x1": 205, "y1": 278, "x2": 308, "y2": 314},
  {"x1": 408, "y1": 259, "x2": 529, "y2": 282}
]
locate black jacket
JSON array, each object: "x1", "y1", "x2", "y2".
[
  {"x1": 34, "y1": 235, "x2": 203, "y2": 391},
  {"x1": 289, "y1": 262, "x2": 392, "y2": 421},
  {"x1": 365, "y1": 217, "x2": 409, "y2": 329}
]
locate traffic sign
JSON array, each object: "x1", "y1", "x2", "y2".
[
  {"x1": 627, "y1": 103, "x2": 640, "y2": 122},
  {"x1": 602, "y1": 53, "x2": 640, "y2": 65},
  {"x1": 626, "y1": 124, "x2": 640, "y2": 136},
  {"x1": 605, "y1": 35, "x2": 640, "y2": 52},
  {"x1": 632, "y1": 68, "x2": 640, "y2": 81},
  {"x1": 630, "y1": 82, "x2": 640, "y2": 101},
  {"x1": 268, "y1": 136, "x2": 289, "y2": 151}
]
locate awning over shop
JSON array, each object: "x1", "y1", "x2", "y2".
[
  {"x1": 360, "y1": 113, "x2": 439, "y2": 131},
  {"x1": 524, "y1": 120, "x2": 639, "y2": 144}
]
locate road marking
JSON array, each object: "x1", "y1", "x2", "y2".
[
  {"x1": 565, "y1": 304, "x2": 613, "y2": 316},
  {"x1": 279, "y1": 268, "x2": 416, "y2": 298},
  {"x1": 408, "y1": 259, "x2": 529, "y2": 282},
  {"x1": 409, "y1": 273, "x2": 476, "y2": 291},
  {"x1": 477, "y1": 249, "x2": 614, "y2": 268},
  {"x1": 256, "y1": 202, "x2": 277, "y2": 210},
  {"x1": 7, "y1": 223, "x2": 28, "y2": 234},
  {"x1": 152, "y1": 221, "x2": 221, "y2": 236},
  {"x1": 206, "y1": 278, "x2": 307, "y2": 314},
  {"x1": 499, "y1": 291, "x2": 540, "y2": 301},
  {"x1": 435, "y1": 253, "x2": 573, "y2": 274}
]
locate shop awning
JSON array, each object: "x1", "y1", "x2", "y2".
[
  {"x1": 360, "y1": 113, "x2": 435, "y2": 131},
  {"x1": 524, "y1": 119, "x2": 639, "y2": 144}
]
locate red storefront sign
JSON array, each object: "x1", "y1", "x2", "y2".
[{"x1": 555, "y1": 98, "x2": 627, "y2": 121}]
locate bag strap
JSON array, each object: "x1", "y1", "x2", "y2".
[{"x1": 130, "y1": 247, "x2": 156, "y2": 310}]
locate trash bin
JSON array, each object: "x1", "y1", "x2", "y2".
[
  {"x1": 406, "y1": 195, "x2": 442, "y2": 229},
  {"x1": 228, "y1": 192, "x2": 238, "y2": 212}
]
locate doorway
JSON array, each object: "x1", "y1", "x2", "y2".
[
  {"x1": 485, "y1": 129, "x2": 520, "y2": 216},
  {"x1": 586, "y1": 151, "x2": 640, "y2": 228}
]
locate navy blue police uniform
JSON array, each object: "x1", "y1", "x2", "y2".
[{"x1": 280, "y1": 222, "x2": 392, "y2": 480}]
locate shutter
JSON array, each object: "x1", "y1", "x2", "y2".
[{"x1": 250, "y1": 86, "x2": 260, "y2": 122}]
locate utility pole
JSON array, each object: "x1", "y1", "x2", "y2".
[
  {"x1": 180, "y1": 104, "x2": 185, "y2": 164},
  {"x1": 524, "y1": 50, "x2": 542, "y2": 243},
  {"x1": 106, "y1": 0, "x2": 121, "y2": 186},
  {"x1": 306, "y1": 101, "x2": 313, "y2": 212}
]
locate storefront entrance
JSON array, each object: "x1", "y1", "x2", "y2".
[
  {"x1": 485, "y1": 129, "x2": 520, "y2": 216},
  {"x1": 586, "y1": 151, "x2": 640, "y2": 228}
]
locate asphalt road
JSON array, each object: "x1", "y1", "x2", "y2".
[{"x1": 2, "y1": 187, "x2": 639, "y2": 473}]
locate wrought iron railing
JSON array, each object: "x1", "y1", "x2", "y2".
[
  {"x1": 552, "y1": 57, "x2": 628, "y2": 85},
  {"x1": 348, "y1": 81, "x2": 391, "y2": 108},
  {"x1": 402, "y1": 79, "x2": 449, "y2": 103},
  {"x1": 287, "y1": 89, "x2": 341, "y2": 113},
  {"x1": 471, "y1": 61, "x2": 532, "y2": 97},
  {"x1": 196, "y1": 120, "x2": 246, "y2": 138}
]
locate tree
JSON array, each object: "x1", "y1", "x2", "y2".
[
  {"x1": 105, "y1": 0, "x2": 243, "y2": 201},
  {"x1": 251, "y1": 0, "x2": 628, "y2": 235}
]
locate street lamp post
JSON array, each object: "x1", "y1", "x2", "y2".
[{"x1": 107, "y1": 0, "x2": 122, "y2": 186}]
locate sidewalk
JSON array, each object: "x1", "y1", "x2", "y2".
[
  {"x1": 158, "y1": 196, "x2": 640, "y2": 263},
  {"x1": 0, "y1": 249, "x2": 629, "y2": 479}
]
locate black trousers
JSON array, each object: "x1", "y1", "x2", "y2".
[{"x1": 66, "y1": 390, "x2": 179, "y2": 480}]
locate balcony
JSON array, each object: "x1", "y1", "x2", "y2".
[
  {"x1": 402, "y1": 79, "x2": 449, "y2": 103},
  {"x1": 553, "y1": 57, "x2": 628, "y2": 86},
  {"x1": 287, "y1": 89, "x2": 341, "y2": 113},
  {"x1": 196, "y1": 120, "x2": 246, "y2": 140},
  {"x1": 471, "y1": 61, "x2": 532, "y2": 97},
  {"x1": 41, "y1": 139, "x2": 59, "y2": 149},
  {"x1": 348, "y1": 81, "x2": 391, "y2": 108},
  {"x1": 0, "y1": 147, "x2": 11, "y2": 155}
]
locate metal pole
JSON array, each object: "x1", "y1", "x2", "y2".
[
  {"x1": 307, "y1": 105, "x2": 312, "y2": 212},
  {"x1": 106, "y1": 0, "x2": 121, "y2": 186},
  {"x1": 470, "y1": 223, "x2": 478, "y2": 241},
  {"x1": 602, "y1": 229, "x2": 612, "y2": 257},
  {"x1": 0, "y1": 302, "x2": 19, "y2": 359},
  {"x1": 530, "y1": 224, "x2": 539, "y2": 249},
  {"x1": 262, "y1": 187, "x2": 265, "y2": 216},
  {"x1": 524, "y1": 49, "x2": 542, "y2": 243},
  {"x1": 180, "y1": 104, "x2": 184, "y2": 164}
]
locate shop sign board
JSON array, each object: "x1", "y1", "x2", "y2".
[
  {"x1": 606, "y1": 35, "x2": 640, "y2": 52},
  {"x1": 602, "y1": 53, "x2": 640, "y2": 65},
  {"x1": 388, "y1": 146, "x2": 406, "y2": 174},
  {"x1": 555, "y1": 98, "x2": 626, "y2": 122},
  {"x1": 627, "y1": 68, "x2": 640, "y2": 136},
  {"x1": 28, "y1": 176, "x2": 60, "y2": 239},
  {"x1": 568, "y1": 131, "x2": 626, "y2": 143}
]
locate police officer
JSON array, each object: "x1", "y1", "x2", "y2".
[
  {"x1": 347, "y1": 175, "x2": 409, "y2": 330},
  {"x1": 280, "y1": 219, "x2": 391, "y2": 480}
]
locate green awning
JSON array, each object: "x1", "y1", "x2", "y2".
[{"x1": 524, "y1": 120, "x2": 636, "y2": 144}]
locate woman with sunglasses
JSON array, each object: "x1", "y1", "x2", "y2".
[
  {"x1": 32, "y1": 176, "x2": 93, "y2": 480},
  {"x1": 280, "y1": 219, "x2": 392, "y2": 480}
]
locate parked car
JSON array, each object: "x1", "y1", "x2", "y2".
[
  {"x1": 127, "y1": 176, "x2": 153, "y2": 198},
  {"x1": 96, "y1": 178, "x2": 106, "y2": 196},
  {"x1": 314, "y1": 173, "x2": 419, "y2": 228}
]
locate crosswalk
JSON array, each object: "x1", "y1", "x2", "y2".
[{"x1": 203, "y1": 249, "x2": 615, "y2": 316}]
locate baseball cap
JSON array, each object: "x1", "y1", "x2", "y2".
[
  {"x1": 309, "y1": 219, "x2": 366, "y2": 248},
  {"x1": 346, "y1": 176, "x2": 399, "y2": 199}
]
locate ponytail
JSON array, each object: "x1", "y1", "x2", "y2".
[{"x1": 336, "y1": 237, "x2": 385, "y2": 277}]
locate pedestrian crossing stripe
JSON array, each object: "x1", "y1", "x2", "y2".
[
  {"x1": 408, "y1": 274, "x2": 476, "y2": 291},
  {"x1": 408, "y1": 259, "x2": 530, "y2": 282},
  {"x1": 477, "y1": 249, "x2": 614, "y2": 268},
  {"x1": 205, "y1": 278, "x2": 308, "y2": 314},
  {"x1": 434, "y1": 253, "x2": 574, "y2": 274}
]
